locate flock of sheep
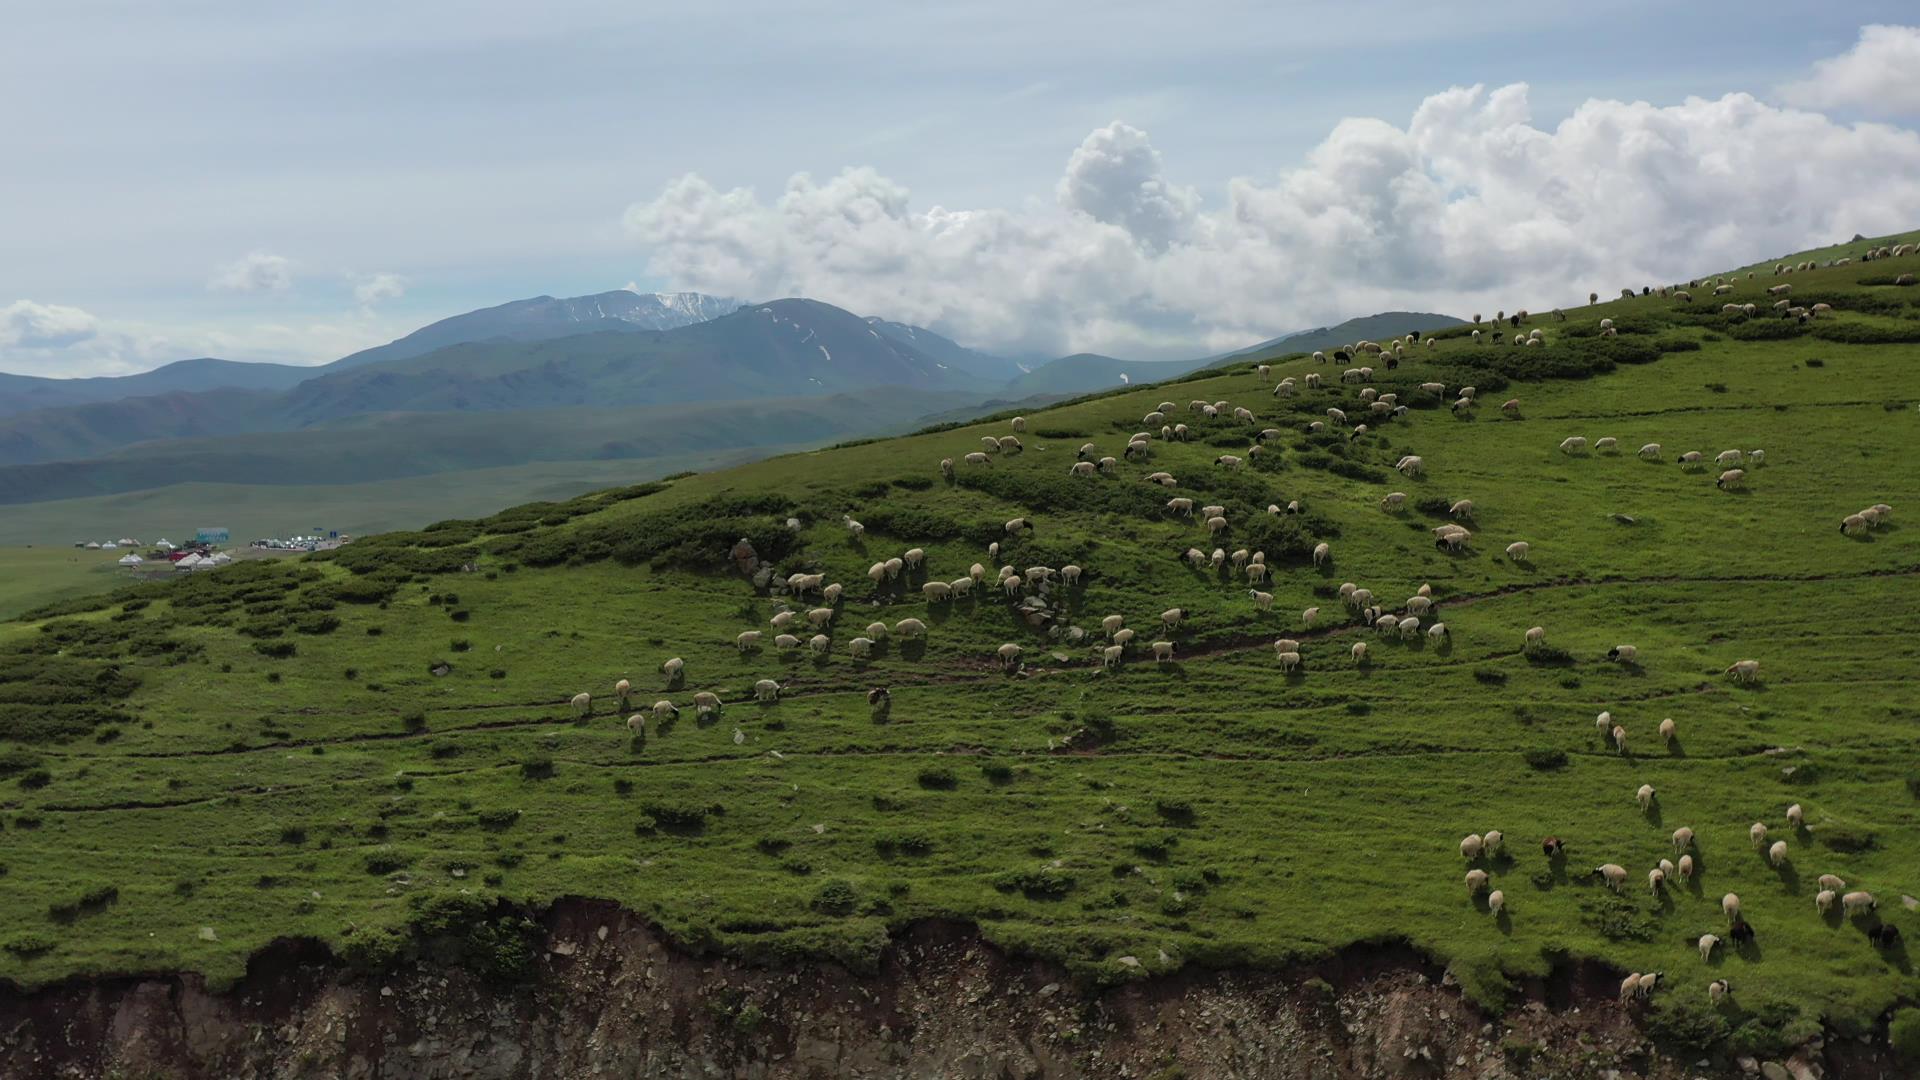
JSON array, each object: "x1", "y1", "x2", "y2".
[{"x1": 554, "y1": 271, "x2": 1907, "y2": 1012}]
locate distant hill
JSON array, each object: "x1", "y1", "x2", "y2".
[
  {"x1": 0, "y1": 358, "x2": 313, "y2": 418},
  {"x1": 326, "y1": 290, "x2": 743, "y2": 370},
  {"x1": 997, "y1": 353, "x2": 1202, "y2": 398},
  {"x1": 863, "y1": 319, "x2": 1027, "y2": 382},
  {"x1": 0, "y1": 386, "x2": 998, "y2": 506}
]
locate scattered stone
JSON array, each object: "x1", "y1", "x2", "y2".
[
  {"x1": 197, "y1": 927, "x2": 218, "y2": 942},
  {"x1": 1761, "y1": 1063, "x2": 1791, "y2": 1080},
  {"x1": 1115, "y1": 956, "x2": 1141, "y2": 969}
]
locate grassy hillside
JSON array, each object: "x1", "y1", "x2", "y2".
[
  {"x1": 1, "y1": 235, "x2": 1917, "y2": 1058},
  {"x1": 0, "y1": 549, "x2": 146, "y2": 622}
]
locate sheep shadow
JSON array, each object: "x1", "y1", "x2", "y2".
[
  {"x1": 1643, "y1": 803, "x2": 1665, "y2": 828},
  {"x1": 898, "y1": 639, "x2": 928, "y2": 663},
  {"x1": 1822, "y1": 905, "x2": 1845, "y2": 930},
  {"x1": 1496, "y1": 909, "x2": 1514, "y2": 936},
  {"x1": 847, "y1": 536, "x2": 869, "y2": 554},
  {"x1": 1433, "y1": 639, "x2": 1454, "y2": 658},
  {"x1": 1775, "y1": 865, "x2": 1802, "y2": 895},
  {"x1": 1734, "y1": 935, "x2": 1763, "y2": 962},
  {"x1": 1653, "y1": 890, "x2": 1676, "y2": 915},
  {"x1": 1667, "y1": 737, "x2": 1687, "y2": 759},
  {"x1": 694, "y1": 710, "x2": 720, "y2": 730},
  {"x1": 665, "y1": 672, "x2": 685, "y2": 690}
]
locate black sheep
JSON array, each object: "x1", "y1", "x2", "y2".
[
  {"x1": 1730, "y1": 920, "x2": 1756, "y2": 945},
  {"x1": 1541, "y1": 836, "x2": 1566, "y2": 858},
  {"x1": 1867, "y1": 924, "x2": 1902, "y2": 949}
]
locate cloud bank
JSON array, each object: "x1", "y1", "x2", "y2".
[
  {"x1": 353, "y1": 272, "x2": 408, "y2": 305},
  {"x1": 627, "y1": 81, "x2": 1920, "y2": 358},
  {"x1": 1, "y1": 300, "x2": 100, "y2": 350},
  {"x1": 1781, "y1": 25, "x2": 1920, "y2": 115}
]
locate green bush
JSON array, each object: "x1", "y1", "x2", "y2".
[
  {"x1": 1891, "y1": 1008, "x2": 1920, "y2": 1061},
  {"x1": 253, "y1": 640, "x2": 297, "y2": 659},
  {"x1": 1644, "y1": 1000, "x2": 1730, "y2": 1051},
  {"x1": 993, "y1": 868, "x2": 1075, "y2": 899},
  {"x1": 1522, "y1": 749, "x2": 1568, "y2": 771},
  {"x1": 916, "y1": 766, "x2": 957, "y2": 790},
  {"x1": 811, "y1": 878, "x2": 860, "y2": 916}
]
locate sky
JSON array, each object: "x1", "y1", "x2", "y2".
[{"x1": 5, "y1": 3, "x2": 1920, "y2": 377}]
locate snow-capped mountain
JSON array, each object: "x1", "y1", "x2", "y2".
[{"x1": 326, "y1": 290, "x2": 744, "y2": 371}]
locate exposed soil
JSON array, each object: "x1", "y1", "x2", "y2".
[{"x1": 0, "y1": 900, "x2": 1900, "y2": 1079}]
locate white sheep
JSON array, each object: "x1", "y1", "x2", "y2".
[
  {"x1": 693, "y1": 691, "x2": 722, "y2": 716},
  {"x1": 1167, "y1": 497, "x2": 1195, "y2": 516},
  {"x1": 970, "y1": 563, "x2": 987, "y2": 583},
  {"x1": 1595, "y1": 436, "x2": 1618, "y2": 452},
  {"x1": 615, "y1": 679, "x2": 632, "y2": 707},
  {"x1": 885, "y1": 557, "x2": 904, "y2": 579},
  {"x1": 998, "y1": 436, "x2": 1022, "y2": 453},
  {"x1": 950, "y1": 577, "x2": 974, "y2": 597},
  {"x1": 626, "y1": 713, "x2": 647, "y2": 734},
  {"x1": 940, "y1": 457, "x2": 955, "y2": 479},
  {"x1": 1249, "y1": 589, "x2": 1274, "y2": 611},
  {"x1": 735, "y1": 630, "x2": 765, "y2": 653},
  {"x1": 1715, "y1": 449, "x2": 1743, "y2": 467},
  {"x1": 1648, "y1": 867, "x2": 1667, "y2": 894},
  {"x1": 1505, "y1": 541, "x2": 1530, "y2": 561},
  {"x1": 1786, "y1": 803, "x2": 1803, "y2": 828},
  {"x1": 964, "y1": 452, "x2": 990, "y2": 465},
  {"x1": 1524, "y1": 626, "x2": 1546, "y2": 648},
  {"x1": 754, "y1": 679, "x2": 781, "y2": 702},
  {"x1": 662, "y1": 657, "x2": 685, "y2": 680},
  {"x1": 1214, "y1": 454, "x2": 1243, "y2": 470},
  {"x1": 1559, "y1": 436, "x2": 1587, "y2": 454},
  {"x1": 1381, "y1": 491, "x2": 1407, "y2": 512},
  {"x1": 843, "y1": 515, "x2": 865, "y2": 539},
  {"x1": 808, "y1": 633, "x2": 831, "y2": 655},
  {"x1": 1313, "y1": 542, "x2": 1331, "y2": 567},
  {"x1": 823, "y1": 582, "x2": 844, "y2": 605},
  {"x1": 1151, "y1": 640, "x2": 1176, "y2": 662},
  {"x1": 651, "y1": 699, "x2": 680, "y2": 721},
  {"x1": 1607, "y1": 644, "x2": 1638, "y2": 663},
  {"x1": 1449, "y1": 499, "x2": 1473, "y2": 519},
  {"x1": 1749, "y1": 822, "x2": 1768, "y2": 849},
  {"x1": 1842, "y1": 891, "x2": 1877, "y2": 916},
  {"x1": 1722, "y1": 893, "x2": 1741, "y2": 922},
  {"x1": 1396, "y1": 455, "x2": 1425, "y2": 477},
  {"x1": 894, "y1": 618, "x2": 926, "y2": 638},
  {"x1": 1068, "y1": 461, "x2": 1097, "y2": 478},
  {"x1": 1725, "y1": 659, "x2": 1760, "y2": 683},
  {"x1": 848, "y1": 637, "x2": 875, "y2": 659},
  {"x1": 1699, "y1": 934, "x2": 1719, "y2": 962},
  {"x1": 1426, "y1": 622, "x2": 1448, "y2": 641},
  {"x1": 1005, "y1": 517, "x2": 1031, "y2": 536},
  {"x1": 571, "y1": 692, "x2": 592, "y2": 717},
  {"x1": 1659, "y1": 718, "x2": 1676, "y2": 745},
  {"x1": 1817, "y1": 873, "x2": 1845, "y2": 892},
  {"x1": 1487, "y1": 889, "x2": 1504, "y2": 915},
  {"x1": 771, "y1": 610, "x2": 798, "y2": 630},
  {"x1": 1461, "y1": 833, "x2": 1484, "y2": 859},
  {"x1": 1406, "y1": 595, "x2": 1432, "y2": 615},
  {"x1": 1397, "y1": 616, "x2": 1421, "y2": 638},
  {"x1": 1101, "y1": 644, "x2": 1125, "y2": 669},
  {"x1": 866, "y1": 621, "x2": 888, "y2": 639},
  {"x1": 807, "y1": 607, "x2": 836, "y2": 629},
  {"x1": 774, "y1": 633, "x2": 802, "y2": 651},
  {"x1": 1275, "y1": 649, "x2": 1301, "y2": 673},
  {"x1": 1246, "y1": 562, "x2": 1269, "y2": 584},
  {"x1": 1351, "y1": 641, "x2": 1369, "y2": 663},
  {"x1": 922, "y1": 581, "x2": 953, "y2": 602},
  {"x1": 1206, "y1": 515, "x2": 1229, "y2": 536},
  {"x1": 1816, "y1": 889, "x2": 1837, "y2": 915},
  {"x1": 1679, "y1": 855, "x2": 1695, "y2": 881},
  {"x1": 1160, "y1": 607, "x2": 1186, "y2": 629},
  {"x1": 1302, "y1": 606, "x2": 1319, "y2": 626},
  {"x1": 1768, "y1": 840, "x2": 1789, "y2": 867},
  {"x1": 996, "y1": 643, "x2": 1023, "y2": 670},
  {"x1": 1637, "y1": 783, "x2": 1655, "y2": 810},
  {"x1": 1678, "y1": 451, "x2": 1703, "y2": 468},
  {"x1": 1637, "y1": 443, "x2": 1661, "y2": 459},
  {"x1": 1596, "y1": 864, "x2": 1627, "y2": 891}
]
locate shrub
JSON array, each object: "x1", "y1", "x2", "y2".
[
  {"x1": 400, "y1": 711, "x2": 428, "y2": 733},
  {"x1": 1644, "y1": 1000, "x2": 1730, "y2": 1052},
  {"x1": 519, "y1": 758, "x2": 554, "y2": 780},
  {"x1": 811, "y1": 878, "x2": 860, "y2": 916},
  {"x1": 875, "y1": 832, "x2": 934, "y2": 856},
  {"x1": 1814, "y1": 822, "x2": 1877, "y2": 852},
  {"x1": 1154, "y1": 798, "x2": 1196, "y2": 823},
  {"x1": 641, "y1": 802, "x2": 711, "y2": 831},
  {"x1": 1523, "y1": 644, "x2": 1574, "y2": 666},
  {"x1": 1522, "y1": 748, "x2": 1568, "y2": 771},
  {"x1": 980, "y1": 761, "x2": 1014, "y2": 784},
  {"x1": 993, "y1": 868, "x2": 1075, "y2": 899},
  {"x1": 1473, "y1": 668, "x2": 1507, "y2": 685},
  {"x1": 16, "y1": 768, "x2": 51, "y2": 790},
  {"x1": 253, "y1": 641, "x2": 297, "y2": 659},
  {"x1": 916, "y1": 766, "x2": 957, "y2": 790},
  {"x1": 451, "y1": 638, "x2": 471, "y2": 652},
  {"x1": 2, "y1": 934, "x2": 55, "y2": 958},
  {"x1": 1891, "y1": 1008, "x2": 1920, "y2": 1061},
  {"x1": 279, "y1": 826, "x2": 307, "y2": 844},
  {"x1": 364, "y1": 850, "x2": 411, "y2": 875}
]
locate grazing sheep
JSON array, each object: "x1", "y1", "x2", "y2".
[
  {"x1": 1841, "y1": 513, "x2": 1867, "y2": 535},
  {"x1": 652, "y1": 699, "x2": 680, "y2": 721},
  {"x1": 970, "y1": 563, "x2": 987, "y2": 582},
  {"x1": 1607, "y1": 645, "x2": 1638, "y2": 663},
  {"x1": 922, "y1": 581, "x2": 953, "y2": 602},
  {"x1": 1648, "y1": 868, "x2": 1667, "y2": 894},
  {"x1": 615, "y1": 679, "x2": 632, "y2": 707},
  {"x1": 1697, "y1": 933, "x2": 1721, "y2": 962},
  {"x1": 1112, "y1": 628, "x2": 1136, "y2": 647},
  {"x1": 754, "y1": 679, "x2": 781, "y2": 702},
  {"x1": 1161, "y1": 607, "x2": 1186, "y2": 629},
  {"x1": 1167, "y1": 497, "x2": 1195, "y2": 517},
  {"x1": 1596, "y1": 711, "x2": 1614, "y2": 735},
  {"x1": 1659, "y1": 718, "x2": 1676, "y2": 745},
  {"x1": 1595, "y1": 436, "x2": 1618, "y2": 453},
  {"x1": 1559, "y1": 436, "x2": 1587, "y2": 454},
  {"x1": 823, "y1": 582, "x2": 844, "y2": 604},
  {"x1": 996, "y1": 643, "x2": 1023, "y2": 670},
  {"x1": 1302, "y1": 606, "x2": 1319, "y2": 626},
  {"x1": 1725, "y1": 659, "x2": 1761, "y2": 683},
  {"x1": 1722, "y1": 893, "x2": 1742, "y2": 922},
  {"x1": 885, "y1": 557, "x2": 904, "y2": 579},
  {"x1": 570, "y1": 692, "x2": 592, "y2": 718},
  {"x1": 1427, "y1": 622, "x2": 1449, "y2": 641},
  {"x1": 1351, "y1": 641, "x2": 1369, "y2": 663},
  {"x1": 1375, "y1": 614, "x2": 1399, "y2": 634},
  {"x1": 865, "y1": 621, "x2": 888, "y2": 639},
  {"x1": 1397, "y1": 616, "x2": 1421, "y2": 638},
  {"x1": 1313, "y1": 542, "x2": 1331, "y2": 567},
  {"x1": 1678, "y1": 451, "x2": 1704, "y2": 468},
  {"x1": 808, "y1": 634, "x2": 831, "y2": 656},
  {"x1": 1101, "y1": 615, "x2": 1127, "y2": 639},
  {"x1": 1249, "y1": 589, "x2": 1274, "y2": 611},
  {"x1": 1716, "y1": 468, "x2": 1745, "y2": 490},
  {"x1": 1215, "y1": 454, "x2": 1244, "y2": 470},
  {"x1": 1637, "y1": 443, "x2": 1661, "y2": 460},
  {"x1": 1672, "y1": 826, "x2": 1694, "y2": 852},
  {"x1": 1061, "y1": 564, "x2": 1083, "y2": 586},
  {"x1": 1449, "y1": 499, "x2": 1474, "y2": 519},
  {"x1": 847, "y1": 636, "x2": 876, "y2": 660},
  {"x1": 1505, "y1": 541, "x2": 1530, "y2": 561},
  {"x1": 1465, "y1": 869, "x2": 1490, "y2": 895},
  {"x1": 1406, "y1": 595, "x2": 1433, "y2": 615},
  {"x1": 1679, "y1": 854, "x2": 1695, "y2": 881},
  {"x1": 1709, "y1": 978, "x2": 1731, "y2": 1006},
  {"x1": 1068, "y1": 461, "x2": 1097, "y2": 478},
  {"x1": 693, "y1": 691, "x2": 722, "y2": 716},
  {"x1": 771, "y1": 610, "x2": 799, "y2": 630},
  {"x1": 1272, "y1": 649, "x2": 1302, "y2": 673},
  {"x1": 940, "y1": 457, "x2": 955, "y2": 479},
  {"x1": 1542, "y1": 836, "x2": 1566, "y2": 858},
  {"x1": 964, "y1": 452, "x2": 990, "y2": 465},
  {"x1": 1842, "y1": 891, "x2": 1877, "y2": 915},
  {"x1": 1618, "y1": 974, "x2": 1641, "y2": 1003},
  {"x1": 999, "y1": 436, "x2": 1023, "y2": 453},
  {"x1": 1460, "y1": 833, "x2": 1485, "y2": 860},
  {"x1": 735, "y1": 629, "x2": 766, "y2": 654},
  {"x1": 1715, "y1": 449, "x2": 1743, "y2": 467},
  {"x1": 1396, "y1": 456, "x2": 1425, "y2": 476},
  {"x1": 1637, "y1": 783, "x2": 1655, "y2": 810},
  {"x1": 950, "y1": 577, "x2": 974, "y2": 597},
  {"x1": 1596, "y1": 864, "x2": 1628, "y2": 891},
  {"x1": 1524, "y1": 626, "x2": 1547, "y2": 648},
  {"x1": 807, "y1": 607, "x2": 836, "y2": 629},
  {"x1": 1149, "y1": 640, "x2": 1176, "y2": 663},
  {"x1": 1206, "y1": 515, "x2": 1229, "y2": 536},
  {"x1": 843, "y1": 515, "x2": 865, "y2": 539},
  {"x1": 1101, "y1": 644, "x2": 1125, "y2": 669},
  {"x1": 1381, "y1": 491, "x2": 1408, "y2": 512},
  {"x1": 1818, "y1": 874, "x2": 1845, "y2": 892},
  {"x1": 662, "y1": 657, "x2": 685, "y2": 680},
  {"x1": 895, "y1": 618, "x2": 926, "y2": 638},
  {"x1": 1768, "y1": 840, "x2": 1789, "y2": 867},
  {"x1": 1750, "y1": 822, "x2": 1769, "y2": 850},
  {"x1": 1005, "y1": 517, "x2": 1032, "y2": 536},
  {"x1": 1786, "y1": 803, "x2": 1803, "y2": 828},
  {"x1": 774, "y1": 633, "x2": 802, "y2": 651},
  {"x1": 1010, "y1": 416, "x2": 1027, "y2": 432}
]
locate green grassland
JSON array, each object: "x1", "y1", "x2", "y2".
[
  {"x1": 0, "y1": 549, "x2": 150, "y2": 622},
  {"x1": 2, "y1": 235, "x2": 1918, "y2": 1056}
]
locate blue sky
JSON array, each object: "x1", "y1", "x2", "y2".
[{"x1": 5, "y1": 2, "x2": 1920, "y2": 375}]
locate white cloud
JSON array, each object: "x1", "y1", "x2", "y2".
[
  {"x1": 1057, "y1": 121, "x2": 1197, "y2": 252},
  {"x1": 352, "y1": 271, "x2": 408, "y2": 305},
  {"x1": 626, "y1": 83, "x2": 1920, "y2": 358},
  {"x1": 1, "y1": 299, "x2": 100, "y2": 349},
  {"x1": 1780, "y1": 25, "x2": 1920, "y2": 115},
  {"x1": 209, "y1": 251, "x2": 295, "y2": 293}
]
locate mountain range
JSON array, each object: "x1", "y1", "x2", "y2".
[{"x1": 0, "y1": 291, "x2": 1461, "y2": 529}]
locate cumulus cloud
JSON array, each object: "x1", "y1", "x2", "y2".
[
  {"x1": 209, "y1": 251, "x2": 294, "y2": 293},
  {"x1": 353, "y1": 271, "x2": 408, "y2": 305},
  {"x1": 1781, "y1": 25, "x2": 1920, "y2": 115},
  {"x1": 625, "y1": 83, "x2": 1920, "y2": 358},
  {"x1": 1057, "y1": 122, "x2": 1198, "y2": 251},
  {"x1": 0, "y1": 299, "x2": 100, "y2": 349}
]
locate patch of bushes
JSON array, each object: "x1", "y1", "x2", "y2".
[
  {"x1": 916, "y1": 766, "x2": 957, "y2": 790},
  {"x1": 1643, "y1": 1000, "x2": 1730, "y2": 1052},
  {"x1": 811, "y1": 878, "x2": 860, "y2": 916},
  {"x1": 48, "y1": 885, "x2": 118, "y2": 923},
  {"x1": 1814, "y1": 823, "x2": 1877, "y2": 852},
  {"x1": 364, "y1": 850, "x2": 411, "y2": 875},
  {"x1": 874, "y1": 832, "x2": 934, "y2": 856},
  {"x1": 1154, "y1": 798, "x2": 1196, "y2": 824},
  {"x1": 519, "y1": 758, "x2": 554, "y2": 780},
  {"x1": 3, "y1": 934, "x2": 55, "y2": 958},
  {"x1": 1523, "y1": 644, "x2": 1574, "y2": 666},
  {"x1": 993, "y1": 868, "x2": 1076, "y2": 900},
  {"x1": 1472, "y1": 668, "x2": 1507, "y2": 685},
  {"x1": 641, "y1": 801, "x2": 717, "y2": 831},
  {"x1": 1811, "y1": 321, "x2": 1920, "y2": 344},
  {"x1": 1580, "y1": 891, "x2": 1657, "y2": 942},
  {"x1": 253, "y1": 640, "x2": 297, "y2": 659},
  {"x1": 1522, "y1": 748, "x2": 1568, "y2": 771}
]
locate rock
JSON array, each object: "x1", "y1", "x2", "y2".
[
  {"x1": 1903, "y1": 894, "x2": 1918, "y2": 911},
  {"x1": 197, "y1": 927, "x2": 218, "y2": 942},
  {"x1": 1037, "y1": 984, "x2": 1059, "y2": 998},
  {"x1": 1115, "y1": 956, "x2": 1141, "y2": 969},
  {"x1": 552, "y1": 941, "x2": 578, "y2": 957},
  {"x1": 1761, "y1": 1063, "x2": 1791, "y2": 1080},
  {"x1": 597, "y1": 926, "x2": 609, "y2": 941},
  {"x1": 1737, "y1": 1057, "x2": 1759, "y2": 1075}
]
